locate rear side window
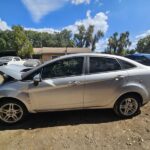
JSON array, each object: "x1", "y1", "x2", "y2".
[
  {"x1": 89, "y1": 57, "x2": 121, "y2": 74},
  {"x1": 118, "y1": 59, "x2": 136, "y2": 70}
]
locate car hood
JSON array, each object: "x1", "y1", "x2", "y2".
[{"x1": 0, "y1": 66, "x2": 22, "y2": 80}]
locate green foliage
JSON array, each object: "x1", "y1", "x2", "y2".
[
  {"x1": 0, "y1": 30, "x2": 15, "y2": 50},
  {"x1": 0, "y1": 38, "x2": 6, "y2": 51},
  {"x1": 18, "y1": 40, "x2": 33, "y2": 58},
  {"x1": 74, "y1": 25, "x2": 86, "y2": 47},
  {"x1": 55, "y1": 30, "x2": 74, "y2": 47},
  {"x1": 126, "y1": 49, "x2": 137, "y2": 55},
  {"x1": 136, "y1": 35, "x2": 150, "y2": 53},
  {"x1": 0, "y1": 24, "x2": 104, "y2": 56},
  {"x1": 12, "y1": 25, "x2": 33, "y2": 57},
  {"x1": 25, "y1": 29, "x2": 74, "y2": 48},
  {"x1": 106, "y1": 32, "x2": 131, "y2": 55},
  {"x1": 74, "y1": 25, "x2": 104, "y2": 51}
]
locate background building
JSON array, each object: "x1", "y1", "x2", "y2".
[{"x1": 33, "y1": 47, "x2": 91, "y2": 61}]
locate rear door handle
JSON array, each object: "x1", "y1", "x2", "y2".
[
  {"x1": 68, "y1": 81, "x2": 81, "y2": 86},
  {"x1": 115, "y1": 75, "x2": 125, "y2": 81}
]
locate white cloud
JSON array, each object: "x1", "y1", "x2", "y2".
[
  {"x1": 95, "y1": 0, "x2": 103, "y2": 6},
  {"x1": 25, "y1": 10, "x2": 109, "y2": 36},
  {"x1": 71, "y1": 0, "x2": 90, "y2": 5},
  {"x1": 21, "y1": 0, "x2": 66, "y2": 23},
  {"x1": 25, "y1": 27, "x2": 60, "y2": 33},
  {"x1": 0, "y1": 10, "x2": 108, "y2": 34},
  {"x1": 0, "y1": 19, "x2": 10, "y2": 31},
  {"x1": 96, "y1": 38, "x2": 108, "y2": 51},
  {"x1": 135, "y1": 30, "x2": 150, "y2": 39},
  {"x1": 64, "y1": 10, "x2": 109, "y2": 34},
  {"x1": 21, "y1": 0, "x2": 91, "y2": 23}
]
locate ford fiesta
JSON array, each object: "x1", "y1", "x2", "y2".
[{"x1": 0, "y1": 53, "x2": 150, "y2": 124}]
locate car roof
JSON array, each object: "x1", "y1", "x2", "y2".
[{"x1": 50, "y1": 53, "x2": 145, "y2": 65}]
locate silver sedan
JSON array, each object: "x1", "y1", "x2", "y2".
[{"x1": 0, "y1": 53, "x2": 150, "y2": 124}]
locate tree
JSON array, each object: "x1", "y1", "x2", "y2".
[
  {"x1": 55, "y1": 30, "x2": 74, "y2": 47},
  {"x1": 107, "y1": 32, "x2": 118, "y2": 54},
  {"x1": 106, "y1": 31, "x2": 131, "y2": 55},
  {"x1": 25, "y1": 30, "x2": 43, "y2": 48},
  {"x1": 91, "y1": 30, "x2": 104, "y2": 51},
  {"x1": 118, "y1": 32, "x2": 131, "y2": 55},
  {"x1": 18, "y1": 39, "x2": 33, "y2": 58},
  {"x1": 74, "y1": 25, "x2": 86, "y2": 48},
  {"x1": 0, "y1": 38, "x2": 6, "y2": 50},
  {"x1": 0, "y1": 24, "x2": 105, "y2": 55},
  {"x1": 12, "y1": 26, "x2": 33, "y2": 57},
  {"x1": 25, "y1": 29, "x2": 74, "y2": 48},
  {"x1": 74, "y1": 25, "x2": 104, "y2": 51},
  {"x1": 136, "y1": 35, "x2": 150, "y2": 53},
  {"x1": 126, "y1": 49, "x2": 137, "y2": 54},
  {"x1": 0, "y1": 30, "x2": 15, "y2": 51}
]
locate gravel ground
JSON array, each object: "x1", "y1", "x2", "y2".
[{"x1": 0, "y1": 102, "x2": 150, "y2": 150}]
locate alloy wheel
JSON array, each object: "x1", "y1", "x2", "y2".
[
  {"x1": 119, "y1": 98, "x2": 138, "y2": 116},
  {"x1": 0, "y1": 103, "x2": 24, "y2": 123}
]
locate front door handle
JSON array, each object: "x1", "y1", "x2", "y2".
[{"x1": 115, "y1": 75, "x2": 125, "y2": 81}]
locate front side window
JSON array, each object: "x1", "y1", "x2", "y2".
[
  {"x1": 89, "y1": 57, "x2": 121, "y2": 74},
  {"x1": 42, "y1": 57, "x2": 84, "y2": 79}
]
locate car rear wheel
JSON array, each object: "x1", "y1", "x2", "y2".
[
  {"x1": 0, "y1": 100, "x2": 27, "y2": 124},
  {"x1": 114, "y1": 95, "x2": 141, "y2": 118}
]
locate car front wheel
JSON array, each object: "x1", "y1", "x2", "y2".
[
  {"x1": 114, "y1": 95, "x2": 141, "y2": 118},
  {"x1": 0, "y1": 100, "x2": 27, "y2": 124}
]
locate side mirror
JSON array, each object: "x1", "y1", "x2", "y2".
[{"x1": 33, "y1": 74, "x2": 41, "y2": 86}]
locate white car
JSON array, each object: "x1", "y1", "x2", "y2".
[{"x1": 0, "y1": 56, "x2": 25, "y2": 66}]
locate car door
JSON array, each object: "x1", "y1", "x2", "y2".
[
  {"x1": 84, "y1": 56, "x2": 128, "y2": 108},
  {"x1": 28, "y1": 56, "x2": 85, "y2": 111}
]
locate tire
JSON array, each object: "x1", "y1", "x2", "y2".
[
  {"x1": 0, "y1": 100, "x2": 27, "y2": 124},
  {"x1": 114, "y1": 94, "x2": 141, "y2": 118}
]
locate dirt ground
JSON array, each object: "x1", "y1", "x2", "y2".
[{"x1": 0, "y1": 103, "x2": 149, "y2": 150}]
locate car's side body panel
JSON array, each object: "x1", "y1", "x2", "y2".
[
  {"x1": 83, "y1": 70, "x2": 128, "y2": 108},
  {"x1": 27, "y1": 75, "x2": 85, "y2": 111}
]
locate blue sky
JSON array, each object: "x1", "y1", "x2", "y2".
[{"x1": 0, "y1": 0, "x2": 150, "y2": 50}]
